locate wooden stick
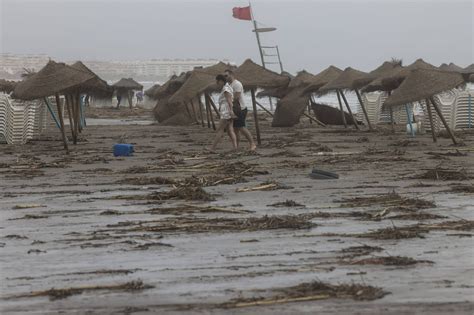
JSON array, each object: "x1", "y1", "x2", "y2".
[
  {"x1": 205, "y1": 94, "x2": 216, "y2": 130},
  {"x1": 430, "y1": 97, "x2": 457, "y2": 145},
  {"x1": 387, "y1": 91, "x2": 395, "y2": 133},
  {"x1": 355, "y1": 90, "x2": 374, "y2": 131},
  {"x1": 206, "y1": 94, "x2": 220, "y2": 118},
  {"x1": 255, "y1": 100, "x2": 274, "y2": 117},
  {"x1": 336, "y1": 90, "x2": 348, "y2": 128},
  {"x1": 339, "y1": 89, "x2": 360, "y2": 130},
  {"x1": 425, "y1": 98, "x2": 437, "y2": 143},
  {"x1": 55, "y1": 93, "x2": 68, "y2": 153},
  {"x1": 128, "y1": 90, "x2": 133, "y2": 109},
  {"x1": 251, "y1": 89, "x2": 262, "y2": 145},
  {"x1": 302, "y1": 112, "x2": 326, "y2": 127},
  {"x1": 189, "y1": 99, "x2": 199, "y2": 124},
  {"x1": 183, "y1": 101, "x2": 192, "y2": 120},
  {"x1": 204, "y1": 95, "x2": 211, "y2": 128},
  {"x1": 64, "y1": 95, "x2": 75, "y2": 141},
  {"x1": 76, "y1": 93, "x2": 82, "y2": 134},
  {"x1": 307, "y1": 103, "x2": 313, "y2": 124},
  {"x1": 198, "y1": 96, "x2": 205, "y2": 127}
]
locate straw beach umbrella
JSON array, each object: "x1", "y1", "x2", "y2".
[
  {"x1": 144, "y1": 84, "x2": 161, "y2": 98},
  {"x1": 112, "y1": 78, "x2": 143, "y2": 109},
  {"x1": 270, "y1": 70, "x2": 326, "y2": 127},
  {"x1": 317, "y1": 67, "x2": 371, "y2": 130},
  {"x1": 302, "y1": 66, "x2": 343, "y2": 95},
  {"x1": 0, "y1": 79, "x2": 17, "y2": 93},
  {"x1": 439, "y1": 63, "x2": 465, "y2": 73},
  {"x1": 13, "y1": 60, "x2": 96, "y2": 151},
  {"x1": 384, "y1": 68, "x2": 465, "y2": 144},
  {"x1": 215, "y1": 59, "x2": 290, "y2": 144}
]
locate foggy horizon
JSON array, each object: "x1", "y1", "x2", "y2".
[{"x1": 1, "y1": 0, "x2": 473, "y2": 74}]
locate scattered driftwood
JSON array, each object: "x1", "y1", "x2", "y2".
[
  {"x1": 414, "y1": 167, "x2": 470, "y2": 181},
  {"x1": 237, "y1": 181, "x2": 291, "y2": 192},
  {"x1": 224, "y1": 281, "x2": 388, "y2": 308},
  {"x1": 348, "y1": 256, "x2": 433, "y2": 266},
  {"x1": 339, "y1": 245, "x2": 384, "y2": 258},
  {"x1": 268, "y1": 200, "x2": 306, "y2": 208},
  {"x1": 146, "y1": 204, "x2": 252, "y2": 215},
  {"x1": 6, "y1": 280, "x2": 152, "y2": 301},
  {"x1": 448, "y1": 184, "x2": 474, "y2": 194},
  {"x1": 117, "y1": 176, "x2": 176, "y2": 185},
  {"x1": 151, "y1": 185, "x2": 215, "y2": 201},
  {"x1": 339, "y1": 192, "x2": 435, "y2": 210},
  {"x1": 104, "y1": 214, "x2": 315, "y2": 234}
]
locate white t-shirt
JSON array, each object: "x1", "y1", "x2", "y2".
[{"x1": 230, "y1": 79, "x2": 246, "y2": 109}]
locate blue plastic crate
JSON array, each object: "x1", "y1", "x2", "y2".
[{"x1": 113, "y1": 144, "x2": 134, "y2": 157}]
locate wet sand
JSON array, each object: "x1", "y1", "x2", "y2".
[{"x1": 1, "y1": 108, "x2": 473, "y2": 314}]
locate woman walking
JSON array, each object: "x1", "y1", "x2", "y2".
[{"x1": 208, "y1": 74, "x2": 238, "y2": 151}]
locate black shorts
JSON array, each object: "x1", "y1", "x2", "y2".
[{"x1": 233, "y1": 108, "x2": 248, "y2": 128}]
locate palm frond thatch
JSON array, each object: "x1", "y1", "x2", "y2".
[
  {"x1": 112, "y1": 78, "x2": 143, "y2": 90},
  {"x1": 169, "y1": 70, "x2": 215, "y2": 103},
  {"x1": 233, "y1": 59, "x2": 289, "y2": 90},
  {"x1": 362, "y1": 58, "x2": 436, "y2": 93},
  {"x1": 12, "y1": 60, "x2": 95, "y2": 100},
  {"x1": 318, "y1": 67, "x2": 369, "y2": 93},
  {"x1": 272, "y1": 86, "x2": 310, "y2": 127},
  {"x1": 384, "y1": 68, "x2": 465, "y2": 108},
  {"x1": 302, "y1": 65, "x2": 343, "y2": 95}
]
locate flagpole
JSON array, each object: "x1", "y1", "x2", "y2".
[{"x1": 249, "y1": 2, "x2": 265, "y2": 68}]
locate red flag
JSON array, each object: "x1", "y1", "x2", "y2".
[{"x1": 232, "y1": 6, "x2": 252, "y2": 21}]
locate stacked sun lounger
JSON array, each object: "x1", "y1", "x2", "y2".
[
  {"x1": 453, "y1": 90, "x2": 474, "y2": 129},
  {"x1": 0, "y1": 94, "x2": 61, "y2": 144}
]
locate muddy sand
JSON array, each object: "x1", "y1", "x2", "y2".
[{"x1": 1, "y1": 108, "x2": 473, "y2": 314}]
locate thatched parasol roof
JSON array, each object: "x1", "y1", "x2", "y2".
[
  {"x1": 144, "y1": 84, "x2": 161, "y2": 98},
  {"x1": 169, "y1": 70, "x2": 215, "y2": 103},
  {"x1": 302, "y1": 66, "x2": 343, "y2": 95},
  {"x1": 350, "y1": 61, "x2": 402, "y2": 91},
  {"x1": 288, "y1": 70, "x2": 315, "y2": 89},
  {"x1": 112, "y1": 78, "x2": 143, "y2": 90},
  {"x1": 70, "y1": 61, "x2": 111, "y2": 94},
  {"x1": 318, "y1": 67, "x2": 369, "y2": 93},
  {"x1": 439, "y1": 63, "x2": 464, "y2": 73},
  {"x1": 233, "y1": 59, "x2": 289, "y2": 90},
  {"x1": 272, "y1": 86, "x2": 310, "y2": 127},
  {"x1": 199, "y1": 61, "x2": 236, "y2": 76},
  {"x1": 0, "y1": 79, "x2": 17, "y2": 93},
  {"x1": 468, "y1": 74, "x2": 474, "y2": 83},
  {"x1": 258, "y1": 70, "x2": 312, "y2": 99},
  {"x1": 362, "y1": 58, "x2": 437, "y2": 93},
  {"x1": 463, "y1": 64, "x2": 474, "y2": 74},
  {"x1": 384, "y1": 68, "x2": 465, "y2": 108},
  {"x1": 12, "y1": 60, "x2": 95, "y2": 100}
]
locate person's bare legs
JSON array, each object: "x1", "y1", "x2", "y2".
[
  {"x1": 210, "y1": 119, "x2": 237, "y2": 151},
  {"x1": 227, "y1": 122, "x2": 238, "y2": 150},
  {"x1": 239, "y1": 127, "x2": 257, "y2": 150}
]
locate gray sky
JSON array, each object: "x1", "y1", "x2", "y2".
[{"x1": 1, "y1": 0, "x2": 473, "y2": 74}]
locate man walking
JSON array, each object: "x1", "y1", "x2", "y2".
[{"x1": 224, "y1": 69, "x2": 257, "y2": 151}]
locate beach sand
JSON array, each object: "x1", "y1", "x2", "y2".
[{"x1": 1, "y1": 108, "x2": 473, "y2": 314}]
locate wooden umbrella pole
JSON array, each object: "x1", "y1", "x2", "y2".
[
  {"x1": 387, "y1": 91, "x2": 395, "y2": 133},
  {"x1": 204, "y1": 95, "x2": 211, "y2": 128},
  {"x1": 64, "y1": 95, "x2": 75, "y2": 140},
  {"x1": 68, "y1": 94, "x2": 78, "y2": 144},
  {"x1": 55, "y1": 93, "x2": 69, "y2": 153},
  {"x1": 339, "y1": 90, "x2": 360, "y2": 130},
  {"x1": 307, "y1": 103, "x2": 313, "y2": 124},
  {"x1": 255, "y1": 100, "x2": 274, "y2": 117},
  {"x1": 189, "y1": 99, "x2": 199, "y2": 124},
  {"x1": 206, "y1": 94, "x2": 220, "y2": 118},
  {"x1": 302, "y1": 112, "x2": 326, "y2": 127},
  {"x1": 355, "y1": 90, "x2": 374, "y2": 131},
  {"x1": 183, "y1": 101, "x2": 192, "y2": 119},
  {"x1": 425, "y1": 98, "x2": 437, "y2": 143},
  {"x1": 198, "y1": 96, "x2": 205, "y2": 127},
  {"x1": 336, "y1": 90, "x2": 348, "y2": 128},
  {"x1": 128, "y1": 90, "x2": 133, "y2": 109},
  {"x1": 251, "y1": 89, "x2": 262, "y2": 145},
  {"x1": 205, "y1": 94, "x2": 216, "y2": 130},
  {"x1": 429, "y1": 97, "x2": 457, "y2": 145},
  {"x1": 76, "y1": 93, "x2": 82, "y2": 134}
]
